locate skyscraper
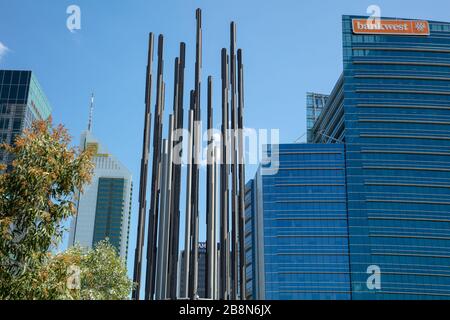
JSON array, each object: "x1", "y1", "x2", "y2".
[
  {"x1": 247, "y1": 144, "x2": 351, "y2": 300},
  {"x1": 0, "y1": 70, "x2": 51, "y2": 164},
  {"x1": 69, "y1": 96, "x2": 132, "y2": 260},
  {"x1": 311, "y1": 15, "x2": 450, "y2": 300},
  {"x1": 248, "y1": 15, "x2": 450, "y2": 300}
]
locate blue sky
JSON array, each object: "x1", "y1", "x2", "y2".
[{"x1": 1, "y1": 0, "x2": 450, "y2": 289}]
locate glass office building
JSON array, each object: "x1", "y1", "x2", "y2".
[
  {"x1": 69, "y1": 130, "x2": 133, "y2": 260},
  {"x1": 248, "y1": 16, "x2": 450, "y2": 300},
  {"x1": 0, "y1": 70, "x2": 51, "y2": 164},
  {"x1": 311, "y1": 15, "x2": 450, "y2": 299},
  {"x1": 248, "y1": 144, "x2": 351, "y2": 300}
]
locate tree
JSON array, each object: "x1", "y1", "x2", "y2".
[
  {"x1": 30, "y1": 240, "x2": 134, "y2": 300},
  {"x1": 63, "y1": 240, "x2": 133, "y2": 300},
  {"x1": 0, "y1": 119, "x2": 94, "y2": 299}
]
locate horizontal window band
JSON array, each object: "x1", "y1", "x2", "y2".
[
  {"x1": 354, "y1": 74, "x2": 450, "y2": 81},
  {"x1": 267, "y1": 192, "x2": 345, "y2": 197},
  {"x1": 274, "y1": 200, "x2": 346, "y2": 204},
  {"x1": 278, "y1": 271, "x2": 349, "y2": 275},
  {"x1": 369, "y1": 271, "x2": 450, "y2": 279},
  {"x1": 275, "y1": 217, "x2": 347, "y2": 221},
  {"x1": 371, "y1": 252, "x2": 450, "y2": 259},
  {"x1": 277, "y1": 253, "x2": 349, "y2": 256},
  {"x1": 369, "y1": 234, "x2": 450, "y2": 241},
  {"x1": 269, "y1": 226, "x2": 348, "y2": 230},
  {"x1": 352, "y1": 46, "x2": 450, "y2": 53},
  {"x1": 360, "y1": 134, "x2": 450, "y2": 141},
  {"x1": 278, "y1": 167, "x2": 344, "y2": 170},
  {"x1": 361, "y1": 149, "x2": 450, "y2": 156},
  {"x1": 365, "y1": 182, "x2": 450, "y2": 189},
  {"x1": 357, "y1": 103, "x2": 450, "y2": 110},
  {"x1": 365, "y1": 214, "x2": 450, "y2": 221},
  {"x1": 372, "y1": 290, "x2": 450, "y2": 297},
  {"x1": 366, "y1": 198, "x2": 450, "y2": 205},
  {"x1": 276, "y1": 235, "x2": 348, "y2": 238},
  {"x1": 276, "y1": 151, "x2": 343, "y2": 155},
  {"x1": 359, "y1": 118, "x2": 450, "y2": 125},
  {"x1": 356, "y1": 88, "x2": 450, "y2": 96},
  {"x1": 363, "y1": 166, "x2": 450, "y2": 172},
  {"x1": 353, "y1": 60, "x2": 450, "y2": 67},
  {"x1": 368, "y1": 216, "x2": 450, "y2": 223},
  {"x1": 267, "y1": 209, "x2": 347, "y2": 212},
  {"x1": 267, "y1": 290, "x2": 351, "y2": 294},
  {"x1": 371, "y1": 248, "x2": 450, "y2": 256},
  {"x1": 275, "y1": 184, "x2": 345, "y2": 187}
]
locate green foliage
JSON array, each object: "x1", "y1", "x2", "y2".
[
  {"x1": 0, "y1": 119, "x2": 132, "y2": 300},
  {"x1": 67, "y1": 240, "x2": 134, "y2": 300}
]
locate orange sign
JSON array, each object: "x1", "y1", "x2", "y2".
[{"x1": 352, "y1": 19, "x2": 430, "y2": 36}]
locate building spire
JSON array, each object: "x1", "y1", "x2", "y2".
[{"x1": 88, "y1": 93, "x2": 94, "y2": 132}]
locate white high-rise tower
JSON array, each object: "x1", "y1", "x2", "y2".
[{"x1": 68, "y1": 95, "x2": 132, "y2": 260}]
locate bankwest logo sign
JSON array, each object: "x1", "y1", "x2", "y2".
[{"x1": 352, "y1": 19, "x2": 430, "y2": 36}]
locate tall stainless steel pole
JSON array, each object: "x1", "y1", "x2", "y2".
[
  {"x1": 183, "y1": 106, "x2": 194, "y2": 299},
  {"x1": 237, "y1": 49, "x2": 246, "y2": 300},
  {"x1": 158, "y1": 115, "x2": 175, "y2": 299},
  {"x1": 165, "y1": 57, "x2": 179, "y2": 300},
  {"x1": 189, "y1": 8, "x2": 202, "y2": 300},
  {"x1": 229, "y1": 22, "x2": 239, "y2": 300},
  {"x1": 206, "y1": 76, "x2": 216, "y2": 299},
  {"x1": 156, "y1": 138, "x2": 169, "y2": 300},
  {"x1": 220, "y1": 48, "x2": 230, "y2": 300},
  {"x1": 213, "y1": 146, "x2": 219, "y2": 299},
  {"x1": 132, "y1": 32, "x2": 154, "y2": 300},
  {"x1": 146, "y1": 34, "x2": 165, "y2": 300},
  {"x1": 168, "y1": 43, "x2": 186, "y2": 299}
]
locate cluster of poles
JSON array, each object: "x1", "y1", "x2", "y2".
[{"x1": 132, "y1": 8, "x2": 247, "y2": 300}]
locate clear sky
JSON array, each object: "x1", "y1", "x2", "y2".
[{"x1": 1, "y1": 0, "x2": 450, "y2": 289}]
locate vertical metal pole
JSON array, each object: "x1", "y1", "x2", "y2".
[
  {"x1": 166, "y1": 57, "x2": 179, "y2": 300},
  {"x1": 229, "y1": 22, "x2": 239, "y2": 300},
  {"x1": 168, "y1": 43, "x2": 186, "y2": 300},
  {"x1": 146, "y1": 34, "x2": 165, "y2": 300},
  {"x1": 132, "y1": 32, "x2": 154, "y2": 300},
  {"x1": 206, "y1": 76, "x2": 214, "y2": 299},
  {"x1": 183, "y1": 106, "x2": 194, "y2": 299},
  {"x1": 189, "y1": 8, "x2": 202, "y2": 300},
  {"x1": 237, "y1": 49, "x2": 246, "y2": 300},
  {"x1": 213, "y1": 146, "x2": 219, "y2": 299},
  {"x1": 220, "y1": 48, "x2": 230, "y2": 300},
  {"x1": 156, "y1": 139, "x2": 169, "y2": 300},
  {"x1": 162, "y1": 115, "x2": 175, "y2": 298}
]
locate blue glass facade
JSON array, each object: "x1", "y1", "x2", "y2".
[
  {"x1": 0, "y1": 70, "x2": 51, "y2": 164},
  {"x1": 309, "y1": 16, "x2": 450, "y2": 299},
  {"x1": 93, "y1": 178, "x2": 127, "y2": 252},
  {"x1": 248, "y1": 144, "x2": 351, "y2": 300},
  {"x1": 306, "y1": 92, "x2": 329, "y2": 143},
  {"x1": 244, "y1": 179, "x2": 257, "y2": 299}
]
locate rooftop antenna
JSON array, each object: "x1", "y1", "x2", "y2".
[{"x1": 88, "y1": 93, "x2": 94, "y2": 132}]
